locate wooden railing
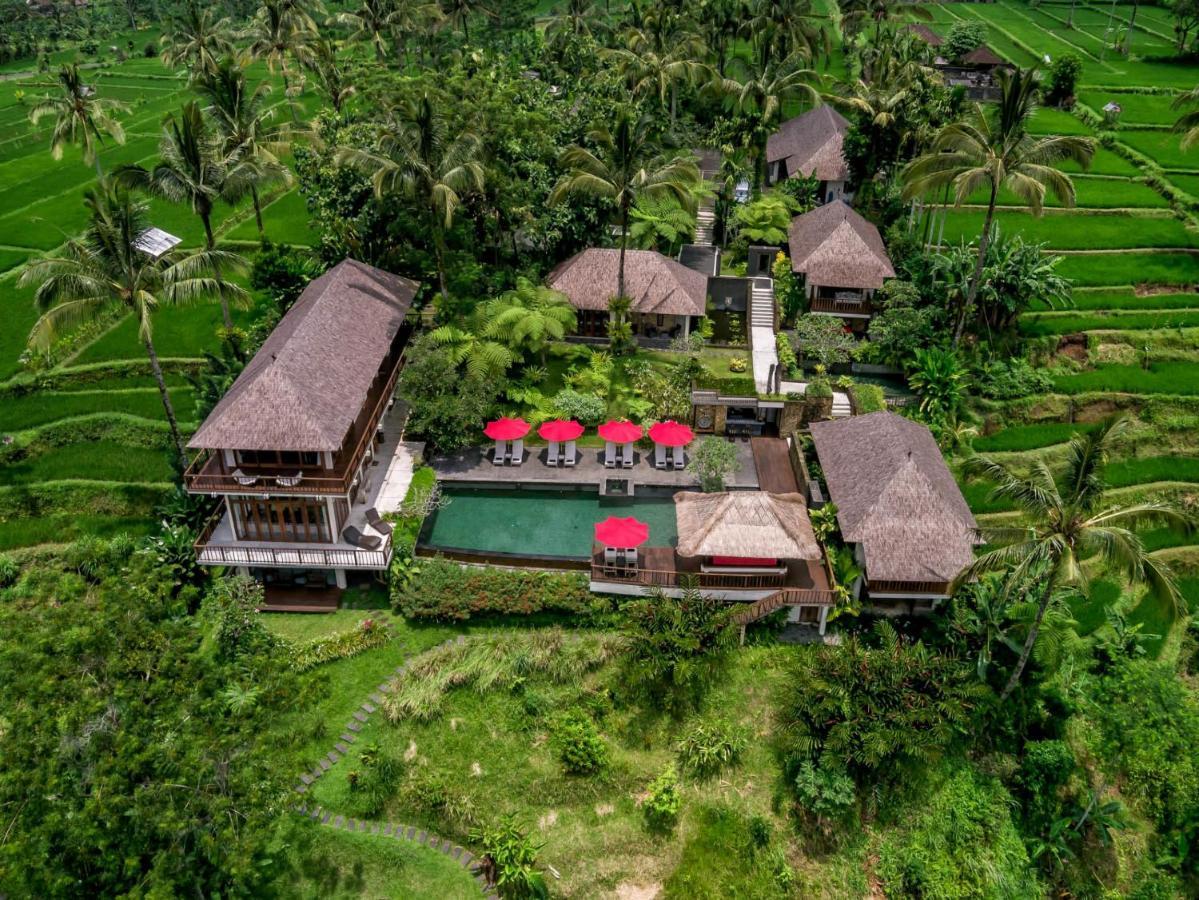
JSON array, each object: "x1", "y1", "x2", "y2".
[
  {"x1": 590, "y1": 564, "x2": 788, "y2": 591},
  {"x1": 809, "y1": 295, "x2": 873, "y2": 317},
  {"x1": 731, "y1": 587, "x2": 837, "y2": 626},
  {"x1": 867, "y1": 579, "x2": 950, "y2": 596},
  {"x1": 184, "y1": 353, "x2": 403, "y2": 497},
  {"x1": 192, "y1": 506, "x2": 392, "y2": 570}
]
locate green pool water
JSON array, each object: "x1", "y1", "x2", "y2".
[{"x1": 421, "y1": 488, "x2": 678, "y2": 559}]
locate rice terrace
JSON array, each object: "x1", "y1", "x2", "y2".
[{"x1": 1, "y1": 0, "x2": 1199, "y2": 898}]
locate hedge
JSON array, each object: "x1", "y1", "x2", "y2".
[
  {"x1": 291, "y1": 619, "x2": 391, "y2": 672},
  {"x1": 693, "y1": 373, "x2": 758, "y2": 397},
  {"x1": 393, "y1": 557, "x2": 593, "y2": 621},
  {"x1": 848, "y1": 383, "x2": 886, "y2": 414}
]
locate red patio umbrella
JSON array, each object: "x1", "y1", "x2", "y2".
[
  {"x1": 537, "y1": 419, "x2": 585, "y2": 442},
  {"x1": 594, "y1": 516, "x2": 650, "y2": 548},
  {"x1": 648, "y1": 420, "x2": 694, "y2": 447},
  {"x1": 597, "y1": 420, "x2": 643, "y2": 444},
  {"x1": 483, "y1": 417, "x2": 531, "y2": 441}
]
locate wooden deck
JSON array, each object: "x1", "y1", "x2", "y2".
[
  {"x1": 750, "y1": 437, "x2": 799, "y2": 494},
  {"x1": 260, "y1": 585, "x2": 342, "y2": 613}
]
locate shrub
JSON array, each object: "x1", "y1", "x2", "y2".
[
  {"x1": 792, "y1": 760, "x2": 856, "y2": 823},
  {"x1": 804, "y1": 378, "x2": 831, "y2": 399},
  {"x1": 250, "y1": 243, "x2": 318, "y2": 313},
  {"x1": 551, "y1": 708, "x2": 608, "y2": 775},
  {"x1": 776, "y1": 332, "x2": 798, "y2": 376},
  {"x1": 471, "y1": 815, "x2": 548, "y2": 899},
  {"x1": 392, "y1": 558, "x2": 592, "y2": 620},
  {"x1": 345, "y1": 743, "x2": 403, "y2": 819},
  {"x1": 944, "y1": 21, "x2": 987, "y2": 61},
  {"x1": 206, "y1": 577, "x2": 279, "y2": 662},
  {"x1": 975, "y1": 358, "x2": 1054, "y2": 400},
  {"x1": 728, "y1": 356, "x2": 748, "y2": 373},
  {"x1": 1045, "y1": 54, "x2": 1082, "y2": 107},
  {"x1": 0, "y1": 555, "x2": 18, "y2": 587},
  {"x1": 675, "y1": 718, "x2": 749, "y2": 778},
  {"x1": 848, "y1": 382, "x2": 885, "y2": 414},
  {"x1": 687, "y1": 436, "x2": 742, "y2": 492},
  {"x1": 291, "y1": 619, "x2": 391, "y2": 672},
  {"x1": 552, "y1": 388, "x2": 606, "y2": 424},
  {"x1": 643, "y1": 764, "x2": 681, "y2": 834}
]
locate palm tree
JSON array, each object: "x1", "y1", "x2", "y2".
[
  {"x1": 551, "y1": 109, "x2": 699, "y2": 301},
  {"x1": 160, "y1": 1, "x2": 234, "y2": 79},
  {"x1": 244, "y1": 0, "x2": 319, "y2": 118},
  {"x1": 700, "y1": 0, "x2": 747, "y2": 76},
  {"x1": 742, "y1": 0, "x2": 828, "y2": 69},
  {"x1": 117, "y1": 101, "x2": 248, "y2": 330},
  {"x1": 1172, "y1": 84, "x2": 1199, "y2": 151},
  {"x1": 334, "y1": 0, "x2": 395, "y2": 62},
  {"x1": 545, "y1": 0, "x2": 609, "y2": 45},
  {"x1": 602, "y1": 26, "x2": 711, "y2": 125},
  {"x1": 719, "y1": 52, "x2": 821, "y2": 190},
  {"x1": 197, "y1": 58, "x2": 292, "y2": 241},
  {"x1": 28, "y1": 65, "x2": 129, "y2": 177},
  {"x1": 305, "y1": 38, "x2": 358, "y2": 118},
  {"x1": 443, "y1": 0, "x2": 491, "y2": 42},
  {"x1": 839, "y1": 0, "x2": 932, "y2": 43},
  {"x1": 901, "y1": 67, "x2": 1094, "y2": 346},
  {"x1": 20, "y1": 183, "x2": 247, "y2": 464},
  {"x1": 481, "y1": 278, "x2": 577, "y2": 365},
  {"x1": 388, "y1": 0, "x2": 444, "y2": 65},
  {"x1": 336, "y1": 93, "x2": 485, "y2": 299},
  {"x1": 958, "y1": 417, "x2": 1192, "y2": 700}
]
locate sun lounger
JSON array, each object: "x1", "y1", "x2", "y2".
[
  {"x1": 654, "y1": 444, "x2": 667, "y2": 469},
  {"x1": 546, "y1": 440, "x2": 559, "y2": 467},
  {"x1": 342, "y1": 525, "x2": 383, "y2": 551},
  {"x1": 492, "y1": 440, "x2": 507, "y2": 465},
  {"x1": 604, "y1": 443, "x2": 617, "y2": 468},
  {"x1": 232, "y1": 468, "x2": 258, "y2": 486},
  {"x1": 510, "y1": 439, "x2": 525, "y2": 465},
  {"x1": 671, "y1": 449, "x2": 686, "y2": 470},
  {"x1": 563, "y1": 441, "x2": 577, "y2": 467},
  {"x1": 621, "y1": 442, "x2": 634, "y2": 469},
  {"x1": 366, "y1": 507, "x2": 393, "y2": 535}
]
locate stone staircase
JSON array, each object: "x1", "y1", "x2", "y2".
[
  {"x1": 832, "y1": 393, "x2": 852, "y2": 417},
  {"x1": 749, "y1": 277, "x2": 778, "y2": 394},
  {"x1": 695, "y1": 203, "x2": 716, "y2": 245}
]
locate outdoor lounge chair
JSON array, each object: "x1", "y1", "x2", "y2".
[
  {"x1": 563, "y1": 442, "x2": 577, "y2": 467},
  {"x1": 492, "y1": 440, "x2": 507, "y2": 465},
  {"x1": 342, "y1": 525, "x2": 383, "y2": 551},
  {"x1": 365, "y1": 507, "x2": 393, "y2": 535},
  {"x1": 671, "y1": 449, "x2": 686, "y2": 470},
  {"x1": 545, "y1": 441, "x2": 559, "y2": 467},
  {"x1": 621, "y1": 442, "x2": 634, "y2": 469},
  {"x1": 231, "y1": 468, "x2": 258, "y2": 486},
  {"x1": 275, "y1": 470, "x2": 303, "y2": 487},
  {"x1": 510, "y1": 439, "x2": 525, "y2": 465},
  {"x1": 604, "y1": 443, "x2": 617, "y2": 468},
  {"x1": 654, "y1": 444, "x2": 668, "y2": 470}
]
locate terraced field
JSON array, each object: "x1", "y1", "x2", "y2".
[{"x1": 0, "y1": 43, "x2": 317, "y2": 553}]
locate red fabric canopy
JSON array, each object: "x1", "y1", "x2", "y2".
[
  {"x1": 648, "y1": 420, "x2": 694, "y2": 447},
  {"x1": 712, "y1": 556, "x2": 778, "y2": 567},
  {"x1": 594, "y1": 516, "x2": 650, "y2": 548},
  {"x1": 537, "y1": 419, "x2": 584, "y2": 442},
  {"x1": 483, "y1": 417, "x2": 530, "y2": 441},
  {"x1": 597, "y1": 420, "x2": 643, "y2": 444}
]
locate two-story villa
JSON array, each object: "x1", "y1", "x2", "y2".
[{"x1": 185, "y1": 259, "x2": 419, "y2": 607}]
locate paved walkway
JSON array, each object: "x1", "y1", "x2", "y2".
[{"x1": 750, "y1": 437, "x2": 799, "y2": 494}]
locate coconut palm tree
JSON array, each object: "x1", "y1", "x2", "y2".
[
  {"x1": 603, "y1": 26, "x2": 711, "y2": 125},
  {"x1": 20, "y1": 183, "x2": 247, "y2": 464},
  {"x1": 117, "y1": 101, "x2": 248, "y2": 330},
  {"x1": 442, "y1": 0, "x2": 491, "y2": 42},
  {"x1": 839, "y1": 0, "x2": 932, "y2": 43},
  {"x1": 160, "y1": 1, "x2": 234, "y2": 78},
  {"x1": 196, "y1": 58, "x2": 292, "y2": 241},
  {"x1": 545, "y1": 0, "x2": 609, "y2": 45},
  {"x1": 244, "y1": 0, "x2": 319, "y2": 117},
  {"x1": 335, "y1": 93, "x2": 485, "y2": 299},
  {"x1": 901, "y1": 67, "x2": 1094, "y2": 346},
  {"x1": 718, "y1": 52, "x2": 822, "y2": 190},
  {"x1": 388, "y1": 0, "x2": 445, "y2": 65},
  {"x1": 481, "y1": 278, "x2": 577, "y2": 365},
  {"x1": 551, "y1": 108, "x2": 699, "y2": 301},
  {"x1": 1171, "y1": 84, "x2": 1199, "y2": 151},
  {"x1": 334, "y1": 0, "x2": 395, "y2": 62},
  {"x1": 305, "y1": 38, "x2": 358, "y2": 118},
  {"x1": 742, "y1": 0, "x2": 828, "y2": 69},
  {"x1": 958, "y1": 417, "x2": 1192, "y2": 700},
  {"x1": 28, "y1": 65, "x2": 129, "y2": 177}
]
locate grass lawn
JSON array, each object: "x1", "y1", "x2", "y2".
[
  {"x1": 1055, "y1": 251, "x2": 1199, "y2": 287},
  {"x1": 0, "y1": 388, "x2": 195, "y2": 433},
  {"x1": 939, "y1": 210, "x2": 1198, "y2": 251},
  {"x1": 72, "y1": 301, "x2": 256, "y2": 364},
  {"x1": 1020, "y1": 309, "x2": 1199, "y2": 335},
  {"x1": 263, "y1": 609, "x2": 390, "y2": 644},
  {"x1": 1053, "y1": 361, "x2": 1199, "y2": 395},
  {"x1": 275, "y1": 823, "x2": 481, "y2": 899},
  {"x1": 1039, "y1": 288, "x2": 1199, "y2": 311},
  {"x1": 1119, "y1": 129, "x2": 1199, "y2": 171},
  {"x1": 973, "y1": 421, "x2": 1098, "y2": 453},
  {"x1": 227, "y1": 190, "x2": 316, "y2": 245},
  {"x1": 0, "y1": 441, "x2": 174, "y2": 486},
  {"x1": 0, "y1": 514, "x2": 157, "y2": 551},
  {"x1": 305, "y1": 634, "x2": 801, "y2": 898}
]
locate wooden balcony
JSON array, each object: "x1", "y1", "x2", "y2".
[
  {"x1": 809, "y1": 294, "x2": 873, "y2": 318},
  {"x1": 867, "y1": 579, "x2": 951, "y2": 597},
  {"x1": 184, "y1": 353, "x2": 403, "y2": 497},
  {"x1": 193, "y1": 506, "x2": 392, "y2": 571},
  {"x1": 590, "y1": 546, "x2": 835, "y2": 603}
]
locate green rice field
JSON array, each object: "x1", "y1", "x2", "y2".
[
  {"x1": 1020, "y1": 309, "x2": 1199, "y2": 335},
  {"x1": 973, "y1": 422, "x2": 1100, "y2": 453},
  {"x1": 1055, "y1": 252, "x2": 1199, "y2": 287},
  {"x1": 1054, "y1": 361, "x2": 1199, "y2": 396},
  {"x1": 1034, "y1": 288, "x2": 1199, "y2": 311},
  {"x1": 420, "y1": 488, "x2": 680, "y2": 559},
  {"x1": 939, "y1": 210, "x2": 1198, "y2": 251}
]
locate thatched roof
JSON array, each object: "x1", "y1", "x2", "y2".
[
  {"x1": 547, "y1": 248, "x2": 707, "y2": 317},
  {"x1": 693, "y1": 148, "x2": 722, "y2": 180},
  {"x1": 809, "y1": 412, "x2": 977, "y2": 583},
  {"x1": 189, "y1": 259, "x2": 418, "y2": 453},
  {"x1": 906, "y1": 23, "x2": 943, "y2": 46},
  {"x1": 765, "y1": 106, "x2": 849, "y2": 182},
  {"x1": 674, "y1": 491, "x2": 822, "y2": 560},
  {"x1": 960, "y1": 45, "x2": 1006, "y2": 67},
  {"x1": 787, "y1": 200, "x2": 895, "y2": 290}
]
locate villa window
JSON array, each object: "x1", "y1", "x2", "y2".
[
  {"x1": 231, "y1": 498, "x2": 331, "y2": 543},
  {"x1": 235, "y1": 449, "x2": 321, "y2": 468}
]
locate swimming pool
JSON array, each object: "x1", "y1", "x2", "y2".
[{"x1": 420, "y1": 487, "x2": 679, "y2": 560}]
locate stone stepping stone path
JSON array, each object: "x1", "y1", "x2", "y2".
[{"x1": 290, "y1": 636, "x2": 493, "y2": 896}]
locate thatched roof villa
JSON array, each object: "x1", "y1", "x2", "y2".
[{"x1": 765, "y1": 105, "x2": 850, "y2": 202}]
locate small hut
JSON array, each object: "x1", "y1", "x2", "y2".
[{"x1": 674, "y1": 491, "x2": 821, "y2": 571}]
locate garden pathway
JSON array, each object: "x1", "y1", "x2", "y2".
[{"x1": 749, "y1": 277, "x2": 780, "y2": 393}]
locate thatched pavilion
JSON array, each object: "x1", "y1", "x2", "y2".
[{"x1": 765, "y1": 105, "x2": 850, "y2": 203}]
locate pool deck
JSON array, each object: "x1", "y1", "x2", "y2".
[{"x1": 430, "y1": 440, "x2": 760, "y2": 491}]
